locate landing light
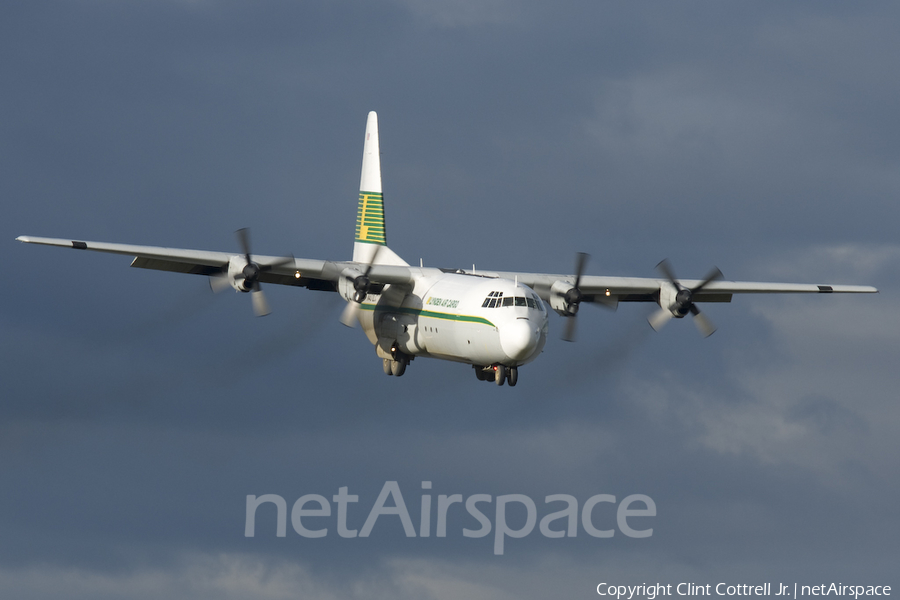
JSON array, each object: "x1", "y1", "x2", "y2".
[
  {"x1": 294, "y1": 271, "x2": 301, "y2": 279},
  {"x1": 605, "y1": 289, "x2": 610, "y2": 296}
]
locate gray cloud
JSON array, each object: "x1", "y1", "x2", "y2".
[{"x1": 2, "y1": 1, "x2": 898, "y2": 598}]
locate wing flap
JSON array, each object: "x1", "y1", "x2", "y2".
[
  {"x1": 131, "y1": 256, "x2": 223, "y2": 276},
  {"x1": 257, "y1": 271, "x2": 337, "y2": 291}
]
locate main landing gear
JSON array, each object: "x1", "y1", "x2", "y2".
[
  {"x1": 383, "y1": 356, "x2": 409, "y2": 377},
  {"x1": 473, "y1": 364, "x2": 518, "y2": 387}
]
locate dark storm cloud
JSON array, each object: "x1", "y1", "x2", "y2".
[{"x1": 2, "y1": 1, "x2": 898, "y2": 598}]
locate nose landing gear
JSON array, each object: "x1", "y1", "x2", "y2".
[{"x1": 473, "y1": 364, "x2": 518, "y2": 387}]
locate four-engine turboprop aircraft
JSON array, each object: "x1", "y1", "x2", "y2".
[{"x1": 17, "y1": 112, "x2": 878, "y2": 386}]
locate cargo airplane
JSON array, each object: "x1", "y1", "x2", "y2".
[{"x1": 17, "y1": 112, "x2": 878, "y2": 386}]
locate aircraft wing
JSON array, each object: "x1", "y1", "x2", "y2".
[
  {"x1": 15, "y1": 235, "x2": 414, "y2": 291},
  {"x1": 16, "y1": 236, "x2": 877, "y2": 301},
  {"x1": 493, "y1": 270, "x2": 878, "y2": 306}
]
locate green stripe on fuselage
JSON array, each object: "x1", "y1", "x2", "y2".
[{"x1": 358, "y1": 304, "x2": 495, "y2": 327}]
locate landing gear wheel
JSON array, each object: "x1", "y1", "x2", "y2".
[
  {"x1": 507, "y1": 366, "x2": 518, "y2": 387},
  {"x1": 391, "y1": 359, "x2": 407, "y2": 377},
  {"x1": 495, "y1": 365, "x2": 506, "y2": 386},
  {"x1": 474, "y1": 365, "x2": 487, "y2": 381},
  {"x1": 383, "y1": 358, "x2": 393, "y2": 376}
]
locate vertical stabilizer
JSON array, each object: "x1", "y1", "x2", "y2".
[{"x1": 353, "y1": 112, "x2": 408, "y2": 266}]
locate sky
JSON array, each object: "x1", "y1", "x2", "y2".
[{"x1": 2, "y1": 1, "x2": 899, "y2": 598}]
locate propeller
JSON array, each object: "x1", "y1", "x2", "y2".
[
  {"x1": 340, "y1": 245, "x2": 383, "y2": 328},
  {"x1": 210, "y1": 228, "x2": 294, "y2": 317},
  {"x1": 562, "y1": 252, "x2": 589, "y2": 342},
  {"x1": 648, "y1": 259, "x2": 722, "y2": 337},
  {"x1": 208, "y1": 271, "x2": 232, "y2": 294}
]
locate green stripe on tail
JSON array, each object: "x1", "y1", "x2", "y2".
[{"x1": 355, "y1": 192, "x2": 387, "y2": 245}]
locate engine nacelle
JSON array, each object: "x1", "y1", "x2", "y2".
[
  {"x1": 227, "y1": 255, "x2": 253, "y2": 292},
  {"x1": 658, "y1": 281, "x2": 691, "y2": 318},
  {"x1": 549, "y1": 279, "x2": 579, "y2": 317},
  {"x1": 338, "y1": 267, "x2": 366, "y2": 302}
]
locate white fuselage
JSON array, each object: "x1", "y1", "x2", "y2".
[{"x1": 346, "y1": 269, "x2": 549, "y2": 367}]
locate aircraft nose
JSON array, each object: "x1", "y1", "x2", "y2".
[{"x1": 499, "y1": 319, "x2": 540, "y2": 361}]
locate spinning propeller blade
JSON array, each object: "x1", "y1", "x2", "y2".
[
  {"x1": 650, "y1": 260, "x2": 722, "y2": 336},
  {"x1": 340, "y1": 245, "x2": 383, "y2": 328},
  {"x1": 562, "y1": 252, "x2": 589, "y2": 342},
  {"x1": 339, "y1": 299, "x2": 361, "y2": 328},
  {"x1": 208, "y1": 228, "x2": 293, "y2": 317}
]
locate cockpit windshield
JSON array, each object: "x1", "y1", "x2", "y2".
[{"x1": 481, "y1": 291, "x2": 544, "y2": 311}]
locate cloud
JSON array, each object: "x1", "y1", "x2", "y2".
[
  {"x1": 0, "y1": 554, "x2": 344, "y2": 600},
  {"x1": 3, "y1": 1, "x2": 899, "y2": 597}
]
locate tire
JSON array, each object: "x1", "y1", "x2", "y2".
[
  {"x1": 495, "y1": 365, "x2": 506, "y2": 386},
  {"x1": 507, "y1": 367, "x2": 518, "y2": 387},
  {"x1": 383, "y1": 358, "x2": 393, "y2": 376},
  {"x1": 474, "y1": 366, "x2": 486, "y2": 381},
  {"x1": 391, "y1": 359, "x2": 407, "y2": 377}
]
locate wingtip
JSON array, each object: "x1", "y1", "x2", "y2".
[{"x1": 16, "y1": 235, "x2": 30, "y2": 243}]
